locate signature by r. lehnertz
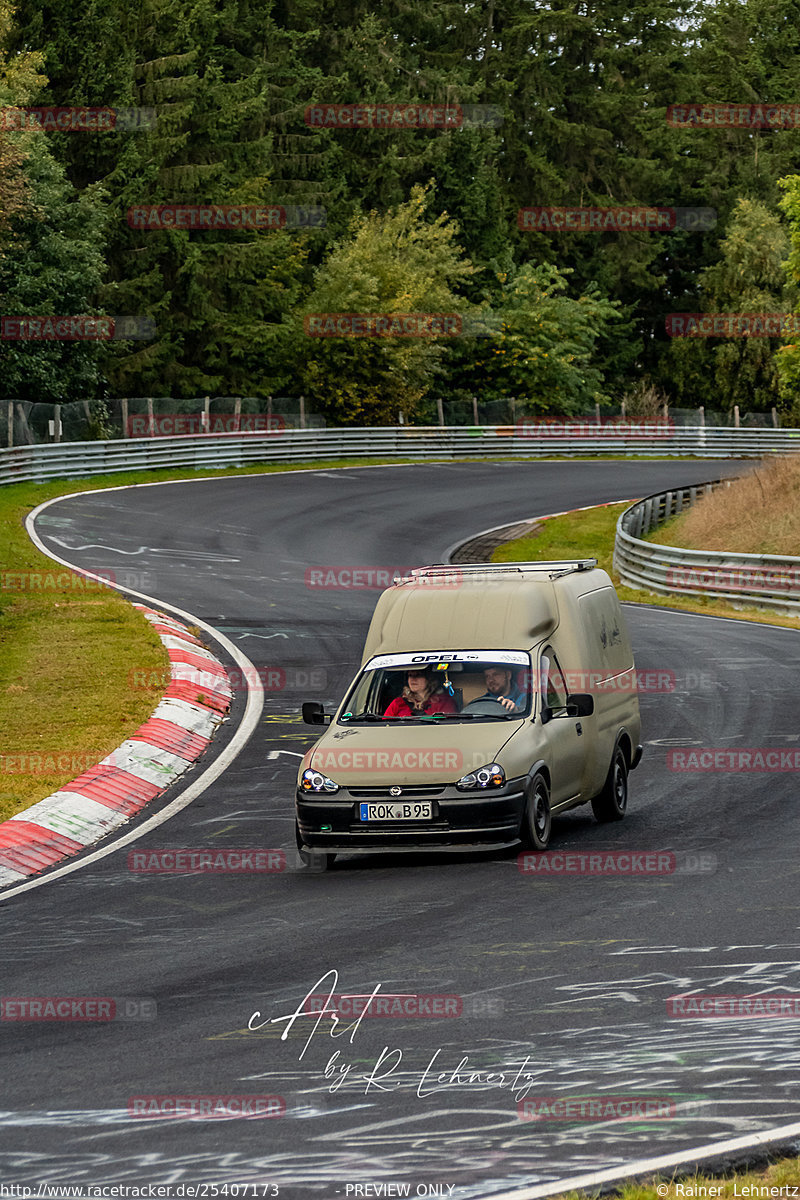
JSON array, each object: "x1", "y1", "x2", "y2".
[{"x1": 248, "y1": 969, "x2": 539, "y2": 1100}]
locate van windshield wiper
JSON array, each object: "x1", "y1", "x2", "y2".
[
  {"x1": 342, "y1": 713, "x2": 427, "y2": 722},
  {"x1": 421, "y1": 712, "x2": 511, "y2": 721},
  {"x1": 343, "y1": 710, "x2": 515, "y2": 723}
]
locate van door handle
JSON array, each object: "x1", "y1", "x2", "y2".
[{"x1": 576, "y1": 722, "x2": 583, "y2": 735}]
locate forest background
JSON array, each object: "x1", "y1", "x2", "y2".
[{"x1": 2, "y1": 0, "x2": 800, "y2": 428}]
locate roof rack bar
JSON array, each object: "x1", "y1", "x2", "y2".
[{"x1": 404, "y1": 559, "x2": 597, "y2": 575}]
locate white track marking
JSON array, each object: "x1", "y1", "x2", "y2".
[{"x1": 484, "y1": 1118, "x2": 800, "y2": 1198}]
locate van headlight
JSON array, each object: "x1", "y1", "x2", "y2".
[
  {"x1": 457, "y1": 763, "x2": 505, "y2": 790},
  {"x1": 300, "y1": 768, "x2": 339, "y2": 794}
]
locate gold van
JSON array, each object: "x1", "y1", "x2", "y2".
[{"x1": 297, "y1": 561, "x2": 642, "y2": 868}]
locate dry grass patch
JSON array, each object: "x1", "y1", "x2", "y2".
[
  {"x1": 653, "y1": 456, "x2": 800, "y2": 556},
  {"x1": 492, "y1": 500, "x2": 800, "y2": 630}
]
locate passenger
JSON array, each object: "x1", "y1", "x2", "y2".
[
  {"x1": 383, "y1": 669, "x2": 458, "y2": 717},
  {"x1": 479, "y1": 666, "x2": 527, "y2": 713}
]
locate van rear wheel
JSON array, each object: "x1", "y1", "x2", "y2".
[
  {"x1": 521, "y1": 772, "x2": 551, "y2": 851},
  {"x1": 591, "y1": 746, "x2": 628, "y2": 822}
]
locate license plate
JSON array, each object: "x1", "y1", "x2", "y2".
[{"x1": 359, "y1": 802, "x2": 432, "y2": 822}]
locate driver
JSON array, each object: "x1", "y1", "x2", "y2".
[
  {"x1": 478, "y1": 666, "x2": 527, "y2": 713},
  {"x1": 383, "y1": 668, "x2": 458, "y2": 717}
]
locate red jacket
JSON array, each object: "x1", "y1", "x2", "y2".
[{"x1": 384, "y1": 692, "x2": 458, "y2": 718}]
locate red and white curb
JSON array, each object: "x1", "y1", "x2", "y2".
[{"x1": 0, "y1": 605, "x2": 232, "y2": 888}]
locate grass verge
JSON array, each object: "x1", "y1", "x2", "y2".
[
  {"x1": 492, "y1": 500, "x2": 800, "y2": 630},
  {"x1": 552, "y1": 1153, "x2": 800, "y2": 1199},
  {"x1": 0, "y1": 488, "x2": 170, "y2": 821}
]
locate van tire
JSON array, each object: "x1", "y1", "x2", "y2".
[
  {"x1": 591, "y1": 746, "x2": 628, "y2": 822},
  {"x1": 521, "y1": 772, "x2": 551, "y2": 851},
  {"x1": 295, "y1": 820, "x2": 336, "y2": 871}
]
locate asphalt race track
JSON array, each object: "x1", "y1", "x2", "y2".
[{"x1": 2, "y1": 458, "x2": 800, "y2": 1196}]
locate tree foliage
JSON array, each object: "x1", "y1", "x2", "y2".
[{"x1": 2, "y1": 0, "x2": 800, "y2": 416}]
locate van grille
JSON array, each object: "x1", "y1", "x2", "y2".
[{"x1": 348, "y1": 786, "x2": 446, "y2": 797}]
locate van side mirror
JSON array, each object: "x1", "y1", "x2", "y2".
[
  {"x1": 302, "y1": 701, "x2": 330, "y2": 726},
  {"x1": 566, "y1": 693, "x2": 594, "y2": 717}
]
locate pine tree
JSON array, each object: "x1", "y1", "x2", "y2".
[{"x1": 0, "y1": 1, "x2": 105, "y2": 403}]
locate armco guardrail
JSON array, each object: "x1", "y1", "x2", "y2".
[
  {"x1": 3, "y1": 423, "x2": 800, "y2": 486},
  {"x1": 613, "y1": 479, "x2": 800, "y2": 616}
]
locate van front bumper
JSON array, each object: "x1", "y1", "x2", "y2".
[{"x1": 296, "y1": 778, "x2": 528, "y2": 853}]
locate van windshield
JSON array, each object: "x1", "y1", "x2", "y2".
[{"x1": 339, "y1": 650, "x2": 532, "y2": 723}]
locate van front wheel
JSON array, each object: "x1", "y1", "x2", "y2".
[
  {"x1": 521, "y1": 773, "x2": 551, "y2": 851},
  {"x1": 591, "y1": 746, "x2": 628, "y2": 822}
]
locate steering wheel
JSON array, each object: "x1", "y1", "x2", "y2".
[{"x1": 460, "y1": 697, "x2": 512, "y2": 716}]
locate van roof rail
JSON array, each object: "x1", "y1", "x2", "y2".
[{"x1": 396, "y1": 559, "x2": 597, "y2": 583}]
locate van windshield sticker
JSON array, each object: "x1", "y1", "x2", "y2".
[{"x1": 367, "y1": 650, "x2": 530, "y2": 670}]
